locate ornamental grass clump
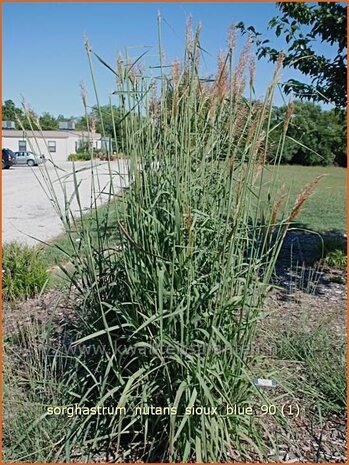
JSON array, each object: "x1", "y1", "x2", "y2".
[
  {"x1": 16, "y1": 17, "x2": 313, "y2": 462},
  {"x1": 2, "y1": 242, "x2": 48, "y2": 301}
]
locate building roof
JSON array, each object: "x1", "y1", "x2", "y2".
[{"x1": 2, "y1": 130, "x2": 101, "y2": 139}]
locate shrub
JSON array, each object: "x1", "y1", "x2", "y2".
[
  {"x1": 268, "y1": 102, "x2": 347, "y2": 166},
  {"x1": 2, "y1": 242, "x2": 48, "y2": 301},
  {"x1": 67, "y1": 152, "x2": 91, "y2": 161},
  {"x1": 97, "y1": 151, "x2": 124, "y2": 161},
  {"x1": 323, "y1": 249, "x2": 347, "y2": 268},
  {"x1": 68, "y1": 151, "x2": 123, "y2": 161},
  {"x1": 321, "y1": 235, "x2": 347, "y2": 268},
  {"x1": 76, "y1": 139, "x2": 92, "y2": 153}
]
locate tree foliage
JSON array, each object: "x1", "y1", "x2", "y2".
[
  {"x1": 2, "y1": 99, "x2": 24, "y2": 122},
  {"x1": 39, "y1": 112, "x2": 58, "y2": 130},
  {"x1": 3, "y1": 99, "x2": 345, "y2": 166},
  {"x1": 86, "y1": 105, "x2": 125, "y2": 139},
  {"x1": 88, "y1": 104, "x2": 151, "y2": 153},
  {"x1": 237, "y1": 2, "x2": 347, "y2": 108},
  {"x1": 269, "y1": 101, "x2": 347, "y2": 166},
  {"x1": 2, "y1": 100, "x2": 81, "y2": 132}
]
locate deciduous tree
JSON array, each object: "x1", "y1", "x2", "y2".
[{"x1": 238, "y1": 2, "x2": 347, "y2": 108}]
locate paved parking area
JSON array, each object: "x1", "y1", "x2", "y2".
[{"x1": 2, "y1": 160, "x2": 129, "y2": 246}]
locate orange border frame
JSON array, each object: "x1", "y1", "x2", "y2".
[{"x1": 0, "y1": 1, "x2": 347, "y2": 464}]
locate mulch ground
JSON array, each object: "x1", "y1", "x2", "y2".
[{"x1": 2, "y1": 229, "x2": 347, "y2": 463}]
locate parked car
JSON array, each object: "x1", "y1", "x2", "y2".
[
  {"x1": 14, "y1": 151, "x2": 46, "y2": 166},
  {"x1": 2, "y1": 148, "x2": 15, "y2": 169}
]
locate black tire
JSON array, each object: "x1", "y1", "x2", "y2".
[{"x1": 27, "y1": 159, "x2": 35, "y2": 167}]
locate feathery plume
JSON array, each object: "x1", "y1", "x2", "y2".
[
  {"x1": 185, "y1": 15, "x2": 193, "y2": 56},
  {"x1": 283, "y1": 101, "x2": 295, "y2": 135},
  {"x1": 227, "y1": 24, "x2": 237, "y2": 52},
  {"x1": 214, "y1": 51, "x2": 229, "y2": 103},
  {"x1": 249, "y1": 55, "x2": 256, "y2": 88},
  {"x1": 117, "y1": 53, "x2": 123, "y2": 84},
  {"x1": 80, "y1": 81, "x2": 88, "y2": 109},
  {"x1": 233, "y1": 35, "x2": 253, "y2": 97},
  {"x1": 272, "y1": 51, "x2": 285, "y2": 84},
  {"x1": 171, "y1": 59, "x2": 181, "y2": 87},
  {"x1": 289, "y1": 175, "x2": 325, "y2": 221},
  {"x1": 90, "y1": 115, "x2": 96, "y2": 134},
  {"x1": 271, "y1": 187, "x2": 286, "y2": 228}
]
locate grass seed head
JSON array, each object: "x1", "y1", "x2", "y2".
[
  {"x1": 283, "y1": 101, "x2": 295, "y2": 134},
  {"x1": 117, "y1": 53, "x2": 123, "y2": 83},
  {"x1": 227, "y1": 24, "x2": 237, "y2": 52},
  {"x1": 233, "y1": 35, "x2": 253, "y2": 97},
  {"x1": 185, "y1": 15, "x2": 194, "y2": 56},
  {"x1": 214, "y1": 51, "x2": 229, "y2": 103},
  {"x1": 290, "y1": 175, "x2": 325, "y2": 221},
  {"x1": 171, "y1": 59, "x2": 181, "y2": 87},
  {"x1": 79, "y1": 81, "x2": 88, "y2": 109}
]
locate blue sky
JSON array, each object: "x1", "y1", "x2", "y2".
[{"x1": 3, "y1": 2, "x2": 331, "y2": 117}]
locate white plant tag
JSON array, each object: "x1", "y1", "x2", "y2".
[{"x1": 253, "y1": 378, "x2": 277, "y2": 388}]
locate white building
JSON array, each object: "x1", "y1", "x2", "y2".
[{"x1": 2, "y1": 121, "x2": 106, "y2": 162}]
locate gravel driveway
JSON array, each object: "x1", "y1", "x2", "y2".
[{"x1": 2, "y1": 160, "x2": 129, "y2": 246}]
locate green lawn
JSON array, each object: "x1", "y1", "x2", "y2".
[
  {"x1": 269, "y1": 165, "x2": 346, "y2": 234},
  {"x1": 41, "y1": 164, "x2": 346, "y2": 269},
  {"x1": 40, "y1": 196, "x2": 123, "y2": 267}
]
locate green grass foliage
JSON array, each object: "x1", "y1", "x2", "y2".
[{"x1": 2, "y1": 242, "x2": 48, "y2": 301}]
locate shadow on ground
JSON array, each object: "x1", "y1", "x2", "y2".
[{"x1": 274, "y1": 227, "x2": 347, "y2": 296}]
